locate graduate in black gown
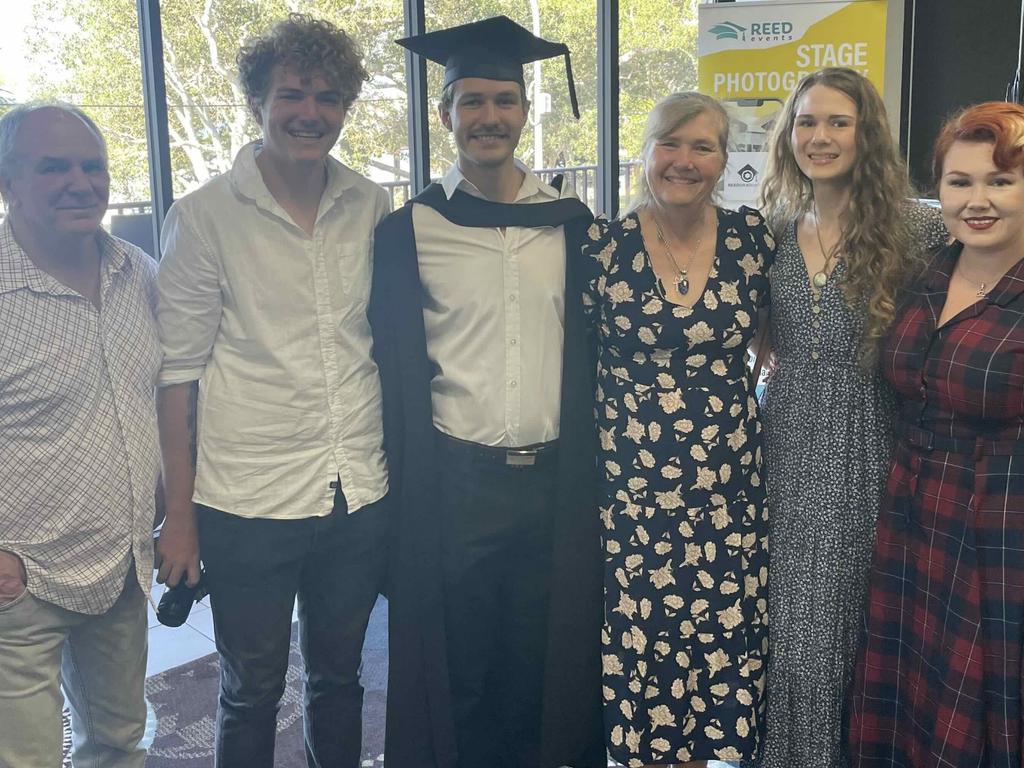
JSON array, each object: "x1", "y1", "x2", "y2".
[{"x1": 370, "y1": 16, "x2": 605, "y2": 768}]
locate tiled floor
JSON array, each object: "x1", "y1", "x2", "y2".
[{"x1": 146, "y1": 575, "x2": 299, "y2": 676}]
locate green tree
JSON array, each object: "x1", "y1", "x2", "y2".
[{"x1": 20, "y1": 0, "x2": 698, "y2": 203}]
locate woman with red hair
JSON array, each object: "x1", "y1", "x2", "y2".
[{"x1": 850, "y1": 100, "x2": 1024, "y2": 767}]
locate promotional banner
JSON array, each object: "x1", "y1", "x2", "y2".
[{"x1": 698, "y1": 0, "x2": 896, "y2": 206}]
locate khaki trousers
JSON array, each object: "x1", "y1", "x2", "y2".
[{"x1": 0, "y1": 575, "x2": 148, "y2": 768}]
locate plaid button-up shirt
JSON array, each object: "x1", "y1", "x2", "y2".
[{"x1": 0, "y1": 221, "x2": 161, "y2": 615}]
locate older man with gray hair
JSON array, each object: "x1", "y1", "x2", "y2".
[{"x1": 0, "y1": 103, "x2": 160, "y2": 767}]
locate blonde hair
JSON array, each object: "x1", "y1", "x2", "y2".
[
  {"x1": 625, "y1": 92, "x2": 729, "y2": 215},
  {"x1": 758, "y1": 67, "x2": 919, "y2": 365}
]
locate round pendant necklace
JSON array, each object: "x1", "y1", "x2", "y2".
[
  {"x1": 654, "y1": 213, "x2": 703, "y2": 296},
  {"x1": 811, "y1": 202, "x2": 841, "y2": 291}
]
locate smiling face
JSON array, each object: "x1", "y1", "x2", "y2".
[
  {"x1": 0, "y1": 108, "x2": 109, "y2": 240},
  {"x1": 440, "y1": 77, "x2": 529, "y2": 174},
  {"x1": 253, "y1": 65, "x2": 346, "y2": 169},
  {"x1": 645, "y1": 110, "x2": 726, "y2": 210},
  {"x1": 939, "y1": 140, "x2": 1024, "y2": 256},
  {"x1": 790, "y1": 84, "x2": 858, "y2": 186}
]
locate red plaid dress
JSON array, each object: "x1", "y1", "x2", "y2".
[{"x1": 850, "y1": 242, "x2": 1024, "y2": 768}]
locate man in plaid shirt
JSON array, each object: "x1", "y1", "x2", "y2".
[{"x1": 0, "y1": 104, "x2": 161, "y2": 767}]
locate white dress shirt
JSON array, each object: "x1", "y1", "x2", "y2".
[
  {"x1": 413, "y1": 161, "x2": 572, "y2": 447},
  {"x1": 0, "y1": 223, "x2": 161, "y2": 614},
  {"x1": 157, "y1": 143, "x2": 390, "y2": 520}
]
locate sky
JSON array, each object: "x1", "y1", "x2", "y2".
[
  {"x1": 0, "y1": 1, "x2": 36, "y2": 99},
  {"x1": 0, "y1": 0, "x2": 76, "y2": 102}
]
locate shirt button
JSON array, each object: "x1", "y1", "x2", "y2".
[
  {"x1": 510, "y1": 338, "x2": 517, "y2": 346},
  {"x1": 510, "y1": 380, "x2": 518, "y2": 388},
  {"x1": 812, "y1": 305, "x2": 822, "y2": 314},
  {"x1": 509, "y1": 294, "x2": 517, "y2": 302},
  {"x1": 811, "y1": 350, "x2": 820, "y2": 360}
]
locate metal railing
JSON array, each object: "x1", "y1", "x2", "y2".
[
  {"x1": 0, "y1": 162, "x2": 644, "y2": 225},
  {"x1": 380, "y1": 161, "x2": 642, "y2": 210}
]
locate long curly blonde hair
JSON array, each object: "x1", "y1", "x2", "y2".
[{"x1": 758, "y1": 68, "x2": 919, "y2": 365}]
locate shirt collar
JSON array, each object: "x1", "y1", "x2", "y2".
[
  {"x1": 0, "y1": 219, "x2": 130, "y2": 297},
  {"x1": 441, "y1": 159, "x2": 560, "y2": 202},
  {"x1": 921, "y1": 240, "x2": 960, "y2": 293},
  {"x1": 229, "y1": 141, "x2": 358, "y2": 216},
  {"x1": 923, "y1": 239, "x2": 1024, "y2": 308}
]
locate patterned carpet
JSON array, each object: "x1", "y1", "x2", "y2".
[
  {"x1": 63, "y1": 600, "x2": 387, "y2": 767},
  {"x1": 56, "y1": 596, "x2": 731, "y2": 767}
]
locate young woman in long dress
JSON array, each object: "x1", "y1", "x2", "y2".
[
  {"x1": 851, "y1": 100, "x2": 1024, "y2": 768},
  {"x1": 754, "y1": 68, "x2": 946, "y2": 768}
]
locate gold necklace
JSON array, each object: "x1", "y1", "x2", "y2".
[
  {"x1": 955, "y1": 261, "x2": 1001, "y2": 298},
  {"x1": 810, "y1": 202, "x2": 841, "y2": 291},
  {"x1": 653, "y1": 212, "x2": 703, "y2": 296}
]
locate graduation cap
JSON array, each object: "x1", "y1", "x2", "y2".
[{"x1": 396, "y1": 15, "x2": 580, "y2": 119}]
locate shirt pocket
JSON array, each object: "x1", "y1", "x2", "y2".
[{"x1": 330, "y1": 238, "x2": 372, "y2": 308}]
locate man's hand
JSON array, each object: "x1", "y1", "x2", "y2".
[
  {"x1": 0, "y1": 549, "x2": 27, "y2": 606},
  {"x1": 156, "y1": 381, "x2": 202, "y2": 589},
  {"x1": 155, "y1": 509, "x2": 201, "y2": 588}
]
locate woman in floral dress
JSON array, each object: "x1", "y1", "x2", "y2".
[
  {"x1": 583, "y1": 92, "x2": 774, "y2": 768},
  {"x1": 754, "y1": 69, "x2": 945, "y2": 768}
]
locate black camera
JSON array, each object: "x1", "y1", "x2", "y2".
[{"x1": 156, "y1": 571, "x2": 208, "y2": 628}]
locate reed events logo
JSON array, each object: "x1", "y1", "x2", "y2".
[{"x1": 709, "y1": 19, "x2": 795, "y2": 44}]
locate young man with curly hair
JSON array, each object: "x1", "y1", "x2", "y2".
[{"x1": 155, "y1": 15, "x2": 389, "y2": 767}]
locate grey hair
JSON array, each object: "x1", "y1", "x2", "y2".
[
  {"x1": 624, "y1": 92, "x2": 730, "y2": 215},
  {"x1": 0, "y1": 102, "x2": 107, "y2": 182}
]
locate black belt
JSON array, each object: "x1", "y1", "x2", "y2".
[
  {"x1": 898, "y1": 422, "x2": 1024, "y2": 458},
  {"x1": 435, "y1": 430, "x2": 558, "y2": 468}
]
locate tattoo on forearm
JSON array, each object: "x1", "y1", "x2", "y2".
[{"x1": 186, "y1": 381, "x2": 199, "y2": 471}]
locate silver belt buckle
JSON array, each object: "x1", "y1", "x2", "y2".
[{"x1": 506, "y1": 449, "x2": 537, "y2": 467}]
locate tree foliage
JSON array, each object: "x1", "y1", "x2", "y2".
[{"x1": 20, "y1": 0, "x2": 697, "y2": 202}]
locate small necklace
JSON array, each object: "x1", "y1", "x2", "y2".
[
  {"x1": 955, "y1": 262, "x2": 1000, "y2": 298},
  {"x1": 653, "y1": 213, "x2": 703, "y2": 296},
  {"x1": 810, "y1": 202, "x2": 841, "y2": 291}
]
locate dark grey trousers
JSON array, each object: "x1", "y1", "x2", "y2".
[{"x1": 197, "y1": 491, "x2": 388, "y2": 768}]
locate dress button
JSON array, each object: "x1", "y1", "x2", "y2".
[
  {"x1": 812, "y1": 305, "x2": 821, "y2": 314},
  {"x1": 811, "y1": 350, "x2": 820, "y2": 360}
]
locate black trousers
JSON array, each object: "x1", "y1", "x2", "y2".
[
  {"x1": 197, "y1": 491, "x2": 388, "y2": 768},
  {"x1": 436, "y1": 434, "x2": 558, "y2": 768}
]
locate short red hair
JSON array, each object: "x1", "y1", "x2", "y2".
[{"x1": 933, "y1": 101, "x2": 1024, "y2": 180}]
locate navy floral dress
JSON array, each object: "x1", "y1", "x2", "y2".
[{"x1": 583, "y1": 207, "x2": 775, "y2": 766}]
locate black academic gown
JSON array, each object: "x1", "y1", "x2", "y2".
[{"x1": 369, "y1": 181, "x2": 606, "y2": 768}]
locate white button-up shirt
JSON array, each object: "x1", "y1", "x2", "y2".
[
  {"x1": 156, "y1": 143, "x2": 390, "y2": 520},
  {"x1": 0, "y1": 223, "x2": 161, "y2": 615},
  {"x1": 413, "y1": 161, "x2": 571, "y2": 447}
]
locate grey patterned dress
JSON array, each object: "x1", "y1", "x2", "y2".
[{"x1": 757, "y1": 203, "x2": 946, "y2": 768}]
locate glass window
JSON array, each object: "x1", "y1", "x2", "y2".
[
  {"x1": 618, "y1": 0, "x2": 699, "y2": 212},
  {"x1": 1, "y1": 0, "x2": 154, "y2": 248},
  {"x1": 425, "y1": 1, "x2": 599, "y2": 210},
  {"x1": 156, "y1": 1, "x2": 410, "y2": 207}
]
